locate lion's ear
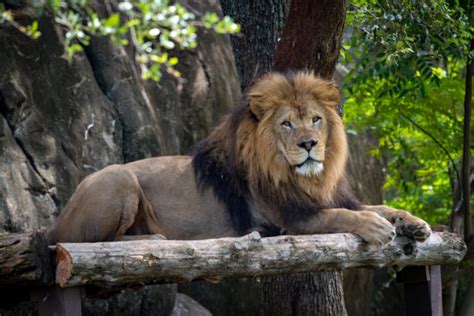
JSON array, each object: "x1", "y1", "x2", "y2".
[
  {"x1": 248, "y1": 95, "x2": 266, "y2": 120},
  {"x1": 247, "y1": 93, "x2": 271, "y2": 121},
  {"x1": 315, "y1": 80, "x2": 340, "y2": 109},
  {"x1": 247, "y1": 72, "x2": 287, "y2": 120}
]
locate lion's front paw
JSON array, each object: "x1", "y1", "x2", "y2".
[
  {"x1": 353, "y1": 211, "x2": 396, "y2": 247},
  {"x1": 392, "y1": 212, "x2": 431, "y2": 241}
]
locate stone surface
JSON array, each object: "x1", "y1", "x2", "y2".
[
  {"x1": 82, "y1": 284, "x2": 177, "y2": 316},
  {"x1": 0, "y1": 0, "x2": 240, "y2": 234},
  {"x1": 171, "y1": 293, "x2": 212, "y2": 316},
  {"x1": 0, "y1": 16, "x2": 123, "y2": 230},
  {"x1": 179, "y1": 278, "x2": 260, "y2": 316}
]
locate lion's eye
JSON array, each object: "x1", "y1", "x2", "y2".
[
  {"x1": 312, "y1": 116, "x2": 322, "y2": 124},
  {"x1": 281, "y1": 121, "x2": 292, "y2": 128}
]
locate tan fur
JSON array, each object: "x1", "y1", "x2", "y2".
[{"x1": 47, "y1": 71, "x2": 431, "y2": 246}]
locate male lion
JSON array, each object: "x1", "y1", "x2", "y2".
[{"x1": 47, "y1": 71, "x2": 431, "y2": 246}]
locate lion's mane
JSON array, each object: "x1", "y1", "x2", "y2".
[{"x1": 192, "y1": 71, "x2": 360, "y2": 234}]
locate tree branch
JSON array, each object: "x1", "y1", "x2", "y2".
[{"x1": 400, "y1": 112, "x2": 461, "y2": 205}]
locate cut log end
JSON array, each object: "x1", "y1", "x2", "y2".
[{"x1": 55, "y1": 244, "x2": 73, "y2": 287}]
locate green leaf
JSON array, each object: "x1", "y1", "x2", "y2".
[
  {"x1": 67, "y1": 44, "x2": 83, "y2": 60},
  {"x1": 30, "y1": 20, "x2": 38, "y2": 33},
  {"x1": 124, "y1": 19, "x2": 140, "y2": 28},
  {"x1": 168, "y1": 57, "x2": 178, "y2": 65},
  {"x1": 105, "y1": 13, "x2": 120, "y2": 28},
  {"x1": 150, "y1": 53, "x2": 168, "y2": 63},
  {"x1": 47, "y1": 0, "x2": 62, "y2": 12}
]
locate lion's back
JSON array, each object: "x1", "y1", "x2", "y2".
[{"x1": 127, "y1": 155, "x2": 238, "y2": 240}]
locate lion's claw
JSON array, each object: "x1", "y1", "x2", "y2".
[
  {"x1": 401, "y1": 223, "x2": 431, "y2": 241},
  {"x1": 394, "y1": 214, "x2": 431, "y2": 241}
]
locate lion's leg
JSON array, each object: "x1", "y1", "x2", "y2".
[
  {"x1": 286, "y1": 208, "x2": 396, "y2": 247},
  {"x1": 362, "y1": 205, "x2": 431, "y2": 241},
  {"x1": 46, "y1": 166, "x2": 142, "y2": 243}
]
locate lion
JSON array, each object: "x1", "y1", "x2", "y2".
[{"x1": 46, "y1": 71, "x2": 431, "y2": 246}]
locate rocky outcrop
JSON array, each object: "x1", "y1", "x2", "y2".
[
  {"x1": 171, "y1": 293, "x2": 212, "y2": 316},
  {"x1": 0, "y1": 1, "x2": 240, "y2": 234},
  {"x1": 83, "y1": 284, "x2": 178, "y2": 316}
]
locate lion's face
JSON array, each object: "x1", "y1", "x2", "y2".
[
  {"x1": 272, "y1": 97, "x2": 329, "y2": 177},
  {"x1": 247, "y1": 72, "x2": 343, "y2": 179}
]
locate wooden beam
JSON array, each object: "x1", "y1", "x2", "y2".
[
  {"x1": 430, "y1": 265, "x2": 443, "y2": 316},
  {"x1": 397, "y1": 265, "x2": 443, "y2": 316},
  {"x1": 0, "y1": 231, "x2": 53, "y2": 286},
  {"x1": 55, "y1": 231, "x2": 466, "y2": 288}
]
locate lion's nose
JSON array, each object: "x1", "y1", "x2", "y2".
[{"x1": 298, "y1": 139, "x2": 317, "y2": 151}]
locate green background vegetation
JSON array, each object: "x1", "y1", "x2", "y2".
[{"x1": 343, "y1": 0, "x2": 472, "y2": 225}]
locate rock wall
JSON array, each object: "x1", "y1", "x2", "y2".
[{"x1": 0, "y1": 0, "x2": 240, "y2": 234}]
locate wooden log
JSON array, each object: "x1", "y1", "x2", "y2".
[
  {"x1": 0, "y1": 231, "x2": 53, "y2": 286},
  {"x1": 55, "y1": 232, "x2": 466, "y2": 288}
]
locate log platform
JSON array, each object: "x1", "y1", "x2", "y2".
[
  {"x1": 0, "y1": 230, "x2": 467, "y2": 316},
  {"x1": 54, "y1": 231, "x2": 466, "y2": 288}
]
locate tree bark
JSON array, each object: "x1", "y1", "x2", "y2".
[
  {"x1": 443, "y1": 41, "x2": 474, "y2": 316},
  {"x1": 272, "y1": 0, "x2": 346, "y2": 80},
  {"x1": 54, "y1": 232, "x2": 466, "y2": 288},
  {"x1": 261, "y1": 272, "x2": 346, "y2": 316},
  {"x1": 459, "y1": 277, "x2": 474, "y2": 316},
  {"x1": 0, "y1": 231, "x2": 53, "y2": 286},
  {"x1": 220, "y1": 0, "x2": 290, "y2": 90},
  {"x1": 444, "y1": 40, "x2": 474, "y2": 316},
  {"x1": 461, "y1": 40, "x2": 473, "y2": 243}
]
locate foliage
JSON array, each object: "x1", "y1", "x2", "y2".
[
  {"x1": 344, "y1": 0, "x2": 471, "y2": 98},
  {"x1": 344, "y1": 0, "x2": 472, "y2": 224},
  {"x1": 345, "y1": 78, "x2": 464, "y2": 224},
  {"x1": 0, "y1": 0, "x2": 240, "y2": 81}
]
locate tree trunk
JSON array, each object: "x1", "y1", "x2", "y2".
[
  {"x1": 220, "y1": 0, "x2": 290, "y2": 90},
  {"x1": 261, "y1": 272, "x2": 346, "y2": 316},
  {"x1": 461, "y1": 41, "x2": 473, "y2": 243},
  {"x1": 459, "y1": 277, "x2": 474, "y2": 316},
  {"x1": 222, "y1": 1, "x2": 348, "y2": 315},
  {"x1": 272, "y1": 0, "x2": 346, "y2": 79},
  {"x1": 455, "y1": 39, "x2": 474, "y2": 316}
]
